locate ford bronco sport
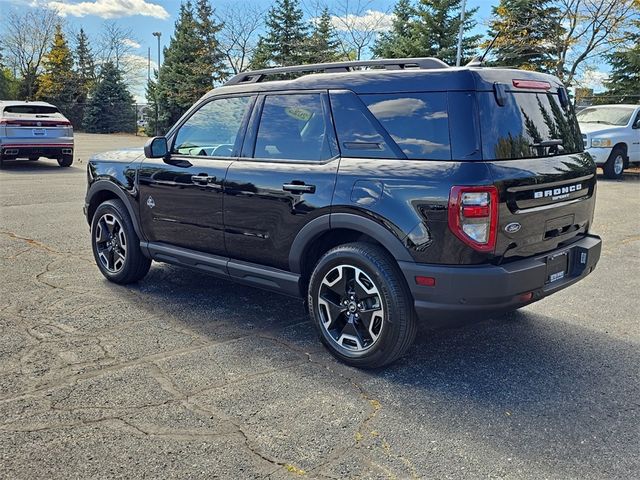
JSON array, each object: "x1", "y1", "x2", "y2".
[{"x1": 84, "y1": 58, "x2": 602, "y2": 368}]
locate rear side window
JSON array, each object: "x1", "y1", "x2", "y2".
[
  {"x1": 254, "y1": 93, "x2": 332, "y2": 161},
  {"x1": 329, "y1": 91, "x2": 399, "y2": 159},
  {"x1": 360, "y1": 93, "x2": 451, "y2": 160},
  {"x1": 479, "y1": 91, "x2": 583, "y2": 160},
  {"x1": 3, "y1": 105, "x2": 59, "y2": 115}
]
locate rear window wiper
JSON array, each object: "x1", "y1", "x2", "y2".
[{"x1": 530, "y1": 139, "x2": 563, "y2": 148}]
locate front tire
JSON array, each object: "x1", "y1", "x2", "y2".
[
  {"x1": 91, "y1": 199, "x2": 151, "y2": 284},
  {"x1": 308, "y1": 242, "x2": 417, "y2": 368},
  {"x1": 603, "y1": 147, "x2": 625, "y2": 179}
]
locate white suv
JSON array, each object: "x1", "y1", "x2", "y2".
[
  {"x1": 577, "y1": 104, "x2": 640, "y2": 179},
  {"x1": 0, "y1": 101, "x2": 74, "y2": 168}
]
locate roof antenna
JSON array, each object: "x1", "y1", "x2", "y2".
[{"x1": 467, "y1": 30, "x2": 501, "y2": 67}]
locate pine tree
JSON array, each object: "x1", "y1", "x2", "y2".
[
  {"x1": 75, "y1": 29, "x2": 96, "y2": 98},
  {"x1": 373, "y1": 0, "x2": 418, "y2": 58},
  {"x1": 373, "y1": 0, "x2": 481, "y2": 65},
  {"x1": 250, "y1": 0, "x2": 309, "y2": 68},
  {"x1": 306, "y1": 7, "x2": 341, "y2": 63},
  {"x1": 36, "y1": 25, "x2": 82, "y2": 127},
  {"x1": 0, "y1": 50, "x2": 18, "y2": 100},
  {"x1": 153, "y1": 1, "x2": 226, "y2": 133},
  {"x1": 83, "y1": 62, "x2": 135, "y2": 133},
  {"x1": 487, "y1": 0, "x2": 563, "y2": 73},
  {"x1": 604, "y1": 17, "x2": 639, "y2": 103},
  {"x1": 194, "y1": 0, "x2": 226, "y2": 84}
]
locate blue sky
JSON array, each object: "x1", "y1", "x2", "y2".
[{"x1": 0, "y1": 0, "x2": 609, "y2": 100}]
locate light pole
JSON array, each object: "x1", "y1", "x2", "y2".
[
  {"x1": 455, "y1": 0, "x2": 467, "y2": 67},
  {"x1": 152, "y1": 32, "x2": 162, "y2": 136}
]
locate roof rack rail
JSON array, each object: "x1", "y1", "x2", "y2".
[{"x1": 224, "y1": 57, "x2": 449, "y2": 86}]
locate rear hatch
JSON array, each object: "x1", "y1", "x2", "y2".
[
  {"x1": 0, "y1": 104, "x2": 73, "y2": 145},
  {"x1": 474, "y1": 71, "x2": 596, "y2": 261}
]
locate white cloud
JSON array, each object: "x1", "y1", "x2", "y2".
[
  {"x1": 577, "y1": 69, "x2": 609, "y2": 92},
  {"x1": 122, "y1": 38, "x2": 141, "y2": 49},
  {"x1": 329, "y1": 10, "x2": 395, "y2": 32},
  {"x1": 46, "y1": 0, "x2": 170, "y2": 20}
]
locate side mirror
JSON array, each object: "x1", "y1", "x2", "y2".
[
  {"x1": 633, "y1": 117, "x2": 640, "y2": 129},
  {"x1": 144, "y1": 136, "x2": 168, "y2": 158}
]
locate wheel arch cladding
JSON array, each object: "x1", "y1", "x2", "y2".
[
  {"x1": 87, "y1": 181, "x2": 144, "y2": 240},
  {"x1": 289, "y1": 213, "x2": 413, "y2": 275}
]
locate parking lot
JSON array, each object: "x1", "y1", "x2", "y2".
[{"x1": 0, "y1": 133, "x2": 638, "y2": 479}]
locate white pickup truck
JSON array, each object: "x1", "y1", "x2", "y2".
[{"x1": 577, "y1": 104, "x2": 640, "y2": 179}]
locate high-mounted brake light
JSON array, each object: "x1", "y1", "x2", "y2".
[
  {"x1": 512, "y1": 79, "x2": 551, "y2": 90},
  {"x1": 448, "y1": 186, "x2": 498, "y2": 252}
]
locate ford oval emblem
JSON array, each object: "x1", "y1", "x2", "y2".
[{"x1": 505, "y1": 222, "x2": 521, "y2": 234}]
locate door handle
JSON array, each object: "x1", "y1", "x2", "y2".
[
  {"x1": 191, "y1": 174, "x2": 216, "y2": 185},
  {"x1": 283, "y1": 182, "x2": 316, "y2": 194}
]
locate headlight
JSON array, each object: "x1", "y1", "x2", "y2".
[{"x1": 591, "y1": 138, "x2": 612, "y2": 148}]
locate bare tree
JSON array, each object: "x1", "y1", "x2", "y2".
[
  {"x1": 96, "y1": 21, "x2": 146, "y2": 87},
  {"x1": 215, "y1": 3, "x2": 265, "y2": 74},
  {"x1": 0, "y1": 7, "x2": 59, "y2": 99},
  {"x1": 329, "y1": 0, "x2": 393, "y2": 60},
  {"x1": 553, "y1": 0, "x2": 636, "y2": 86}
]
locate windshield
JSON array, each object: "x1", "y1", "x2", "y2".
[
  {"x1": 576, "y1": 107, "x2": 633, "y2": 126},
  {"x1": 479, "y1": 91, "x2": 583, "y2": 160},
  {"x1": 3, "y1": 105, "x2": 59, "y2": 115}
]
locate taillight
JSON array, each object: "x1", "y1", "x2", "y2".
[{"x1": 448, "y1": 186, "x2": 498, "y2": 252}]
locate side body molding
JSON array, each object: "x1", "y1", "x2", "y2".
[{"x1": 288, "y1": 212, "x2": 413, "y2": 273}]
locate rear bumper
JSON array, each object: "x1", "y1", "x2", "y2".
[
  {"x1": 399, "y1": 234, "x2": 602, "y2": 320},
  {"x1": 1, "y1": 143, "x2": 73, "y2": 159}
]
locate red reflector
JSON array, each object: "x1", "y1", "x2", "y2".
[
  {"x1": 462, "y1": 205, "x2": 490, "y2": 218},
  {"x1": 415, "y1": 276, "x2": 436, "y2": 287},
  {"x1": 519, "y1": 292, "x2": 534, "y2": 302},
  {"x1": 512, "y1": 79, "x2": 551, "y2": 90}
]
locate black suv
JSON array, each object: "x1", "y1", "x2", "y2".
[{"x1": 84, "y1": 58, "x2": 602, "y2": 368}]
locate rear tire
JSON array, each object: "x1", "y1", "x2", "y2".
[
  {"x1": 603, "y1": 147, "x2": 625, "y2": 179},
  {"x1": 58, "y1": 155, "x2": 73, "y2": 167},
  {"x1": 91, "y1": 199, "x2": 151, "y2": 284},
  {"x1": 308, "y1": 242, "x2": 417, "y2": 368}
]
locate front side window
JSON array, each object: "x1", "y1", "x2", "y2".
[
  {"x1": 173, "y1": 96, "x2": 252, "y2": 157},
  {"x1": 254, "y1": 94, "x2": 332, "y2": 161}
]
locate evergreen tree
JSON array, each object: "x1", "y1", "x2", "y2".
[
  {"x1": 153, "y1": 1, "x2": 226, "y2": 133},
  {"x1": 0, "y1": 50, "x2": 18, "y2": 100},
  {"x1": 306, "y1": 7, "x2": 341, "y2": 63},
  {"x1": 83, "y1": 62, "x2": 135, "y2": 133},
  {"x1": 75, "y1": 29, "x2": 96, "y2": 98},
  {"x1": 487, "y1": 0, "x2": 563, "y2": 73},
  {"x1": 604, "y1": 17, "x2": 639, "y2": 103},
  {"x1": 194, "y1": 0, "x2": 226, "y2": 84},
  {"x1": 250, "y1": 0, "x2": 309, "y2": 68},
  {"x1": 373, "y1": 0, "x2": 418, "y2": 58},
  {"x1": 373, "y1": 0, "x2": 481, "y2": 65},
  {"x1": 36, "y1": 25, "x2": 82, "y2": 127}
]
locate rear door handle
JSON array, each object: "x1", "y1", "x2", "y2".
[
  {"x1": 191, "y1": 174, "x2": 216, "y2": 185},
  {"x1": 283, "y1": 182, "x2": 316, "y2": 194}
]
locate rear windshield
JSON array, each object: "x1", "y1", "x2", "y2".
[
  {"x1": 479, "y1": 92, "x2": 583, "y2": 160},
  {"x1": 3, "y1": 105, "x2": 59, "y2": 115},
  {"x1": 576, "y1": 107, "x2": 634, "y2": 126}
]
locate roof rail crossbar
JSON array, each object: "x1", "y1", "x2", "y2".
[{"x1": 224, "y1": 57, "x2": 449, "y2": 86}]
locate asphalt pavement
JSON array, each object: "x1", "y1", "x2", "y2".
[{"x1": 0, "y1": 133, "x2": 638, "y2": 479}]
